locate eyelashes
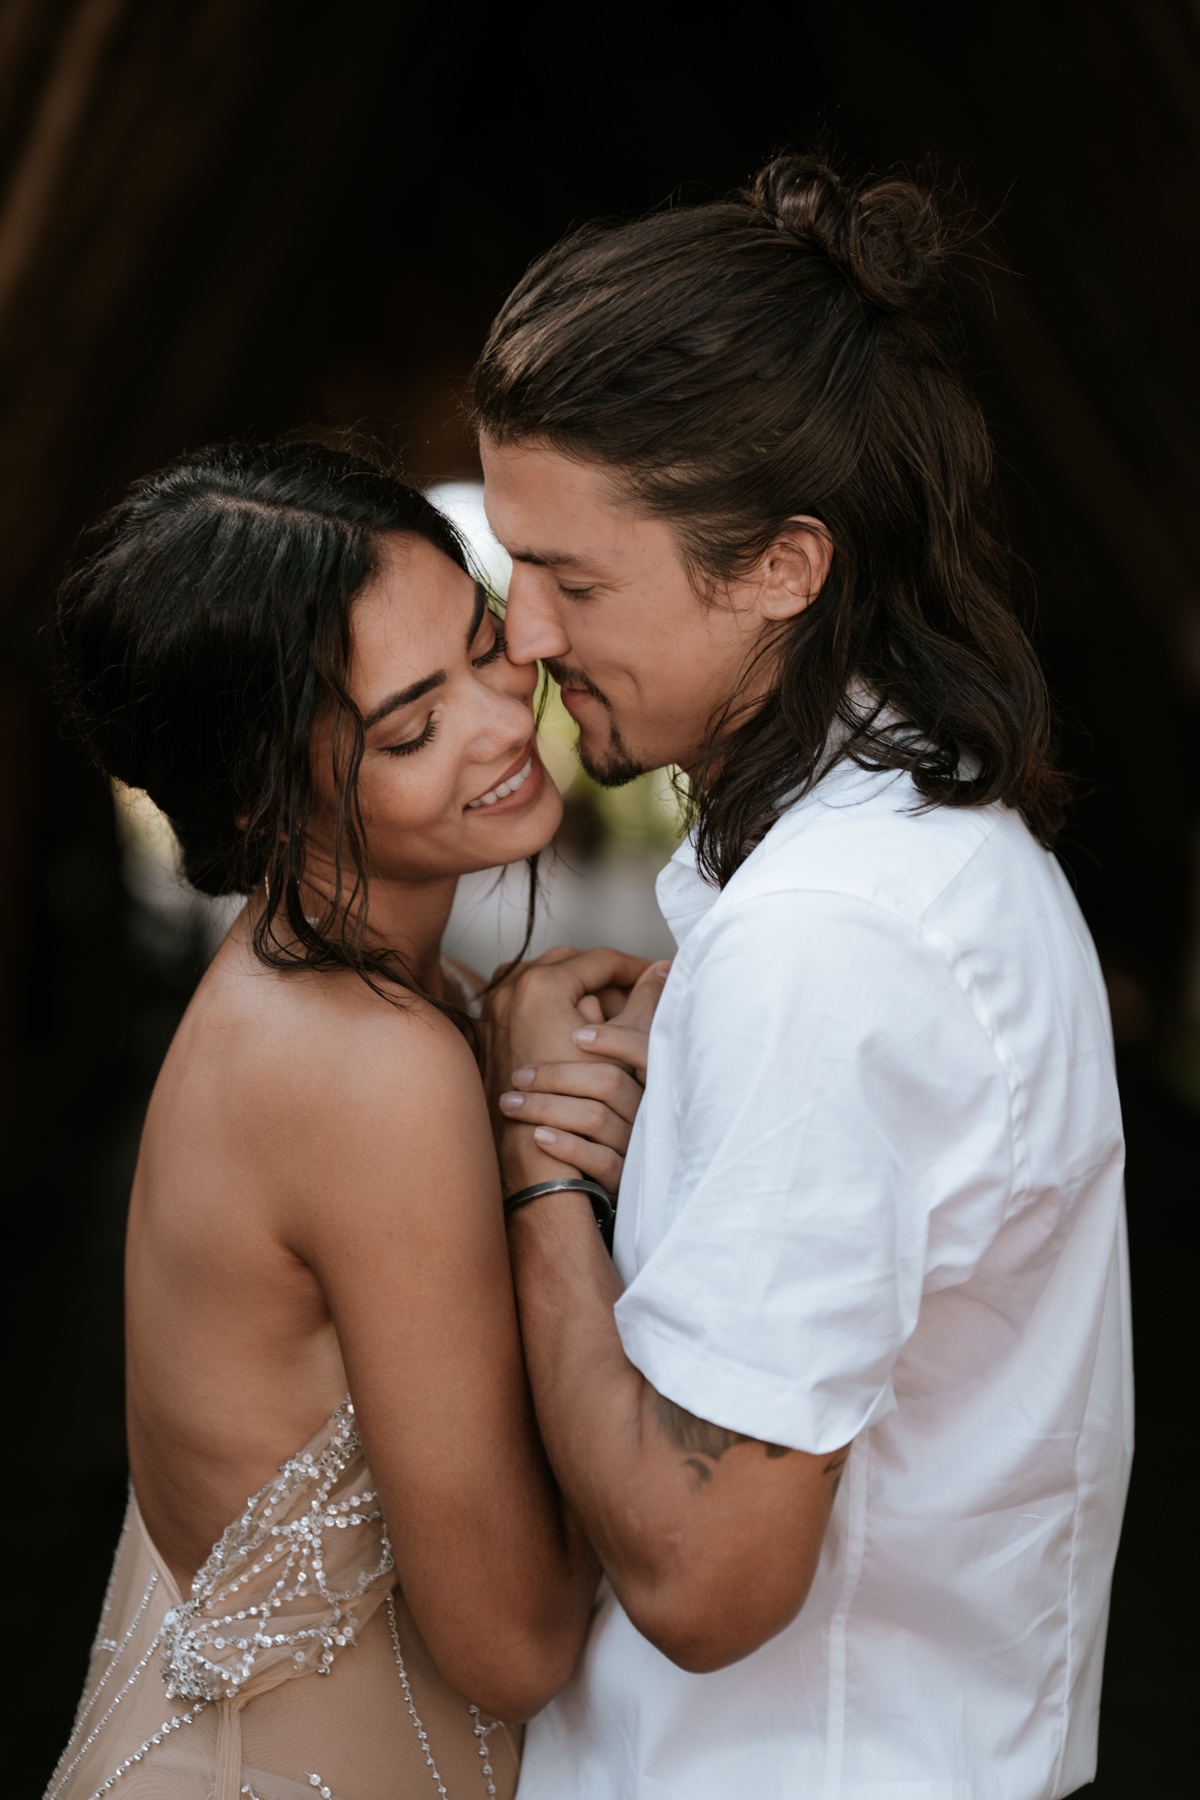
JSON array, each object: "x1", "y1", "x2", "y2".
[
  {"x1": 473, "y1": 624, "x2": 507, "y2": 666},
  {"x1": 382, "y1": 716, "x2": 437, "y2": 757},
  {"x1": 382, "y1": 624, "x2": 508, "y2": 758}
]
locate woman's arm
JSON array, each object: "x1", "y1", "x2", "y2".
[{"x1": 280, "y1": 997, "x2": 596, "y2": 1721}]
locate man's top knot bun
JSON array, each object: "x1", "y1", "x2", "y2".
[{"x1": 749, "y1": 154, "x2": 946, "y2": 313}]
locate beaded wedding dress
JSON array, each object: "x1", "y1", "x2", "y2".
[{"x1": 46, "y1": 1399, "x2": 520, "y2": 1800}]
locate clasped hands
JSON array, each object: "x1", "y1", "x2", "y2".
[{"x1": 484, "y1": 947, "x2": 671, "y2": 1199}]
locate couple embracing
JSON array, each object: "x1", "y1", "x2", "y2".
[{"x1": 48, "y1": 156, "x2": 1130, "y2": 1800}]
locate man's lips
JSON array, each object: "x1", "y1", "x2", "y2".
[
  {"x1": 545, "y1": 662, "x2": 610, "y2": 711},
  {"x1": 558, "y1": 685, "x2": 603, "y2": 721},
  {"x1": 464, "y1": 744, "x2": 545, "y2": 813}
]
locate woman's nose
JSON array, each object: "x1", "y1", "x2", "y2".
[
  {"x1": 504, "y1": 565, "x2": 572, "y2": 666},
  {"x1": 476, "y1": 677, "x2": 540, "y2": 755}
]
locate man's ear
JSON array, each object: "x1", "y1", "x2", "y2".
[{"x1": 758, "y1": 518, "x2": 834, "y2": 622}]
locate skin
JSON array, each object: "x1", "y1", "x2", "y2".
[
  {"x1": 481, "y1": 435, "x2": 832, "y2": 786},
  {"x1": 480, "y1": 435, "x2": 850, "y2": 1672},
  {"x1": 124, "y1": 531, "x2": 635, "y2": 1720}
]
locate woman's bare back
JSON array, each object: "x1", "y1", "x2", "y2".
[
  {"x1": 125, "y1": 913, "x2": 366, "y2": 1587},
  {"x1": 118, "y1": 894, "x2": 586, "y2": 1730}
]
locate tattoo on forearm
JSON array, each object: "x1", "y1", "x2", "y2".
[
  {"x1": 654, "y1": 1394, "x2": 853, "y2": 1495},
  {"x1": 653, "y1": 1393, "x2": 792, "y2": 1485},
  {"x1": 824, "y1": 1450, "x2": 849, "y2": 1500}
]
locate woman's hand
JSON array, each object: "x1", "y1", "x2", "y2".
[
  {"x1": 498, "y1": 1058, "x2": 644, "y2": 1195},
  {"x1": 497, "y1": 960, "x2": 670, "y2": 1195},
  {"x1": 483, "y1": 944, "x2": 647, "y2": 1191},
  {"x1": 569, "y1": 960, "x2": 668, "y2": 1087}
]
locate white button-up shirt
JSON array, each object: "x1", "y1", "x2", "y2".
[{"x1": 519, "y1": 758, "x2": 1132, "y2": 1800}]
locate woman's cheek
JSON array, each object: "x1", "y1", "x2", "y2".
[{"x1": 396, "y1": 756, "x2": 460, "y2": 835}]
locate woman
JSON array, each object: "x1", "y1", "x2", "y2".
[{"x1": 47, "y1": 440, "x2": 646, "y2": 1800}]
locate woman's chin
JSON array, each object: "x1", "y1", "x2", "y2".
[
  {"x1": 465, "y1": 749, "x2": 562, "y2": 858},
  {"x1": 500, "y1": 781, "x2": 564, "y2": 865},
  {"x1": 461, "y1": 778, "x2": 563, "y2": 873}
]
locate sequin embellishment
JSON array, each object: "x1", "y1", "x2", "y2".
[
  {"x1": 48, "y1": 1397, "x2": 504, "y2": 1796},
  {"x1": 160, "y1": 1399, "x2": 392, "y2": 1703}
]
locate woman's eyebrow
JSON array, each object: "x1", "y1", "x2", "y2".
[
  {"x1": 362, "y1": 585, "x2": 488, "y2": 730},
  {"x1": 363, "y1": 670, "x2": 446, "y2": 730},
  {"x1": 466, "y1": 580, "x2": 488, "y2": 646}
]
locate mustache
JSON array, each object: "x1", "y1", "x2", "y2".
[{"x1": 542, "y1": 659, "x2": 612, "y2": 711}]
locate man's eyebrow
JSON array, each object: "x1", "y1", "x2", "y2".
[
  {"x1": 509, "y1": 549, "x2": 587, "y2": 569},
  {"x1": 362, "y1": 670, "x2": 446, "y2": 730}
]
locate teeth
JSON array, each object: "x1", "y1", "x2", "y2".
[{"x1": 468, "y1": 755, "x2": 533, "y2": 811}]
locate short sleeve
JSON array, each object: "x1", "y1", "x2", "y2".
[{"x1": 613, "y1": 889, "x2": 1015, "y2": 1453}]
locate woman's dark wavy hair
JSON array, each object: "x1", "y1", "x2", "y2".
[
  {"x1": 55, "y1": 438, "x2": 525, "y2": 1020},
  {"x1": 473, "y1": 153, "x2": 1067, "y2": 885}
]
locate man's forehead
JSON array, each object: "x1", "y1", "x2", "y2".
[
  {"x1": 482, "y1": 451, "x2": 646, "y2": 569},
  {"x1": 483, "y1": 438, "x2": 624, "y2": 522}
]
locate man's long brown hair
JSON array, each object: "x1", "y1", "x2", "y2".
[{"x1": 474, "y1": 154, "x2": 1067, "y2": 886}]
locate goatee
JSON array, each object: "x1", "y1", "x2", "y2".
[
  {"x1": 578, "y1": 728, "x2": 647, "y2": 790},
  {"x1": 544, "y1": 659, "x2": 646, "y2": 789}
]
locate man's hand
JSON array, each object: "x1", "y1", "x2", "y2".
[{"x1": 498, "y1": 961, "x2": 670, "y2": 1193}]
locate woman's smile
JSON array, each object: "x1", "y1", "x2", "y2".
[
  {"x1": 333, "y1": 532, "x2": 563, "y2": 890},
  {"x1": 466, "y1": 745, "x2": 545, "y2": 814}
]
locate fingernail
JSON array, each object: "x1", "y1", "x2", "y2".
[
  {"x1": 511, "y1": 1066, "x2": 536, "y2": 1088},
  {"x1": 499, "y1": 1092, "x2": 524, "y2": 1111},
  {"x1": 652, "y1": 960, "x2": 672, "y2": 977},
  {"x1": 573, "y1": 1027, "x2": 598, "y2": 1044},
  {"x1": 534, "y1": 1127, "x2": 558, "y2": 1145}
]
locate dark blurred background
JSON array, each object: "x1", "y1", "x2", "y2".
[{"x1": 5, "y1": 1, "x2": 1196, "y2": 1790}]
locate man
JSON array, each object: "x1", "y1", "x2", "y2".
[{"x1": 475, "y1": 156, "x2": 1132, "y2": 1799}]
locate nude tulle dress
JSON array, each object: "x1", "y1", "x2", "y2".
[{"x1": 45, "y1": 1400, "x2": 521, "y2": 1800}]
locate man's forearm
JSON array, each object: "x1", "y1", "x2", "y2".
[
  {"x1": 505, "y1": 1193, "x2": 845, "y2": 1671},
  {"x1": 504, "y1": 1196, "x2": 659, "y2": 1582}
]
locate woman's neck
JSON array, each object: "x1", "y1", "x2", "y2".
[
  {"x1": 297, "y1": 865, "x2": 460, "y2": 1000},
  {"x1": 373, "y1": 875, "x2": 458, "y2": 991}
]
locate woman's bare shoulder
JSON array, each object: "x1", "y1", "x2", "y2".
[
  {"x1": 235, "y1": 951, "x2": 478, "y2": 1100},
  {"x1": 163, "y1": 937, "x2": 487, "y2": 1187}
]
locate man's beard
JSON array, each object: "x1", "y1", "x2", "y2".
[{"x1": 544, "y1": 660, "x2": 647, "y2": 790}]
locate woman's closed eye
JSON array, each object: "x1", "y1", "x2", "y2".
[
  {"x1": 472, "y1": 622, "x2": 507, "y2": 667},
  {"x1": 380, "y1": 613, "x2": 505, "y2": 758},
  {"x1": 382, "y1": 713, "x2": 439, "y2": 757}
]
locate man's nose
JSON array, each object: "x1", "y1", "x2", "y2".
[{"x1": 504, "y1": 565, "x2": 572, "y2": 666}]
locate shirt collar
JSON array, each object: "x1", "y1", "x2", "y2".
[
  {"x1": 654, "y1": 727, "x2": 891, "y2": 950},
  {"x1": 654, "y1": 835, "x2": 716, "y2": 949}
]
